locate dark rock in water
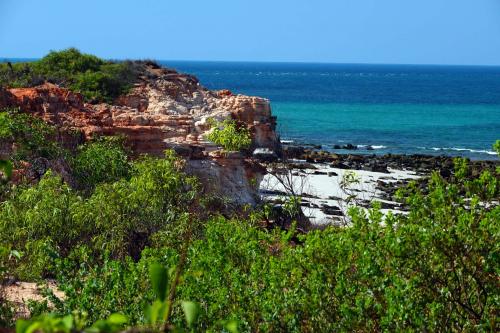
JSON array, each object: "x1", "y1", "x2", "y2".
[
  {"x1": 333, "y1": 144, "x2": 342, "y2": 149},
  {"x1": 366, "y1": 145, "x2": 374, "y2": 150},
  {"x1": 327, "y1": 171, "x2": 338, "y2": 177},
  {"x1": 328, "y1": 195, "x2": 342, "y2": 201},
  {"x1": 283, "y1": 145, "x2": 305, "y2": 159},
  {"x1": 343, "y1": 143, "x2": 357, "y2": 150},
  {"x1": 312, "y1": 144, "x2": 322, "y2": 150},
  {"x1": 253, "y1": 148, "x2": 278, "y2": 162},
  {"x1": 313, "y1": 170, "x2": 328, "y2": 175}
]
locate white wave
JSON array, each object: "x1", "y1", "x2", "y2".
[
  {"x1": 280, "y1": 139, "x2": 294, "y2": 144},
  {"x1": 429, "y1": 147, "x2": 497, "y2": 155},
  {"x1": 357, "y1": 144, "x2": 387, "y2": 149}
]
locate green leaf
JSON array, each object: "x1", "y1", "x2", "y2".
[
  {"x1": 10, "y1": 249, "x2": 21, "y2": 260},
  {"x1": 61, "y1": 315, "x2": 74, "y2": 330},
  {"x1": 15, "y1": 320, "x2": 31, "y2": 333},
  {"x1": 224, "y1": 320, "x2": 239, "y2": 333},
  {"x1": 144, "y1": 300, "x2": 168, "y2": 325},
  {"x1": 181, "y1": 301, "x2": 200, "y2": 328},
  {"x1": 149, "y1": 263, "x2": 169, "y2": 301},
  {"x1": 106, "y1": 313, "x2": 127, "y2": 326}
]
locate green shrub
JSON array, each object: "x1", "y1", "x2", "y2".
[
  {"x1": 72, "y1": 136, "x2": 130, "y2": 191},
  {"x1": 206, "y1": 118, "x2": 252, "y2": 152},
  {"x1": 47, "y1": 158, "x2": 499, "y2": 332},
  {"x1": 0, "y1": 49, "x2": 138, "y2": 103},
  {"x1": 0, "y1": 171, "x2": 83, "y2": 279},
  {"x1": 0, "y1": 245, "x2": 19, "y2": 327},
  {"x1": 2, "y1": 132, "x2": 497, "y2": 331},
  {"x1": 35, "y1": 48, "x2": 104, "y2": 81},
  {"x1": 0, "y1": 108, "x2": 62, "y2": 161},
  {"x1": 0, "y1": 150, "x2": 199, "y2": 279}
]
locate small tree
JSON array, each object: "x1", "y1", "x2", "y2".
[{"x1": 206, "y1": 118, "x2": 252, "y2": 152}]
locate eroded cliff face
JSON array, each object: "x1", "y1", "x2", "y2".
[{"x1": 0, "y1": 63, "x2": 280, "y2": 205}]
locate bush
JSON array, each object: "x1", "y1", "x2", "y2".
[
  {"x1": 0, "y1": 49, "x2": 138, "y2": 103},
  {"x1": 2, "y1": 128, "x2": 497, "y2": 331},
  {"x1": 206, "y1": 118, "x2": 252, "y2": 152},
  {"x1": 0, "y1": 108, "x2": 62, "y2": 161},
  {"x1": 0, "y1": 246, "x2": 18, "y2": 327},
  {"x1": 45, "y1": 159, "x2": 499, "y2": 332},
  {"x1": 35, "y1": 48, "x2": 103, "y2": 81},
  {"x1": 0, "y1": 151, "x2": 199, "y2": 279},
  {"x1": 72, "y1": 136, "x2": 130, "y2": 191},
  {"x1": 54, "y1": 248, "x2": 176, "y2": 326}
]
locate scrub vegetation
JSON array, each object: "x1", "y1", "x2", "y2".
[
  {"x1": 0, "y1": 48, "x2": 138, "y2": 103},
  {"x1": 0, "y1": 50, "x2": 499, "y2": 332}
]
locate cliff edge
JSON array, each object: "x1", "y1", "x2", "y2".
[{"x1": 0, "y1": 62, "x2": 281, "y2": 205}]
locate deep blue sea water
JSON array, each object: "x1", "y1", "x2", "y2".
[{"x1": 161, "y1": 61, "x2": 500, "y2": 160}]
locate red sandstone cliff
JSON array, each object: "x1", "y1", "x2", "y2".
[{"x1": 0, "y1": 63, "x2": 280, "y2": 204}]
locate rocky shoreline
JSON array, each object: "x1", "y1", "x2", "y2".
[
  {"x1": 259, "y1": 143, "x2": 499, "y2": 226},
  {"x1": 281, "y1": 143, "x2": 498, "y2": 175}
]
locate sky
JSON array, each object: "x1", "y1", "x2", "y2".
[{"x1": 1, "y1": 0, "x2": 500, "y2": 65}]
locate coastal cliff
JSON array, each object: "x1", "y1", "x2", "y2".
[{"x1": 0, "y1": 62, "x2": 280, "y2": 204}]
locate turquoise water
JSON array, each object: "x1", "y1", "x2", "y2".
[
  {"x1": 161, "y1": 61, "x2": 500, "y2": 160},
  {"x1": 273, "y1": 102, "x2": 499, "y2": 157}
]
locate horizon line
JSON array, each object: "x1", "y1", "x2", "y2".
[{"x1": 2, "y1": 56, "x2": 500, "y2": 68}]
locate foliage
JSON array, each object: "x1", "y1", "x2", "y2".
[
  {"x1": 0, "y1": 151, "x2": 199, "y2": 279},
  {"x1": 42, "y1": 158, "x2": 499, "y2": 332},
  {"x1": 0, "y1": 159, "x2": 13, "y2": 183},
  {"x1": 0, "y1": 108, "x2": 63, "y2": 161},
  {"x1": 68, "y1": 63, "x2": 135, "y2": 103},
  {"x1": 206, "y1": 118, "x2": 252, "y2": 152},
  {"x1": 0, "y1": 245, "x2": 19, "y2": 327},
  {"x1": 0, "y1": 48, "x2": 138, "y2": 103},
  {"x1": 0, "y1": 128, "x2": 497, "y2": 332},
  {"x1": 16, "y1": 312, "x2": 127, "y2": 333},
  {"x1": 18, "y1": 261, "x2": 237, "y2": 333},
  {"x1": 72, "y1": 136, "x2": 130, "y2": 191},
  {"x1": 282, "y1": 195, "x2": 301, "y2": 219},
  {"x1": 35, "y1": 48, "x2": 104, "y2": 81}
]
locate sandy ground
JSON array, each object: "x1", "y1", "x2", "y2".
[
  {"x1": 260, "y1": 161, "x2": 421, "y2": 225},
  {"x1": 2, "y1": 281, "x2": 64, "y2": 318}
]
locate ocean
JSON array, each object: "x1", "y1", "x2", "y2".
[{"x1": 161, "y1": 61, "x2": 500, "y2": 160}]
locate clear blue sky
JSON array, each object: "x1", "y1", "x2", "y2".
[{"x1": 1, "y1": 0, "x2": 500, "y2": 65}]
